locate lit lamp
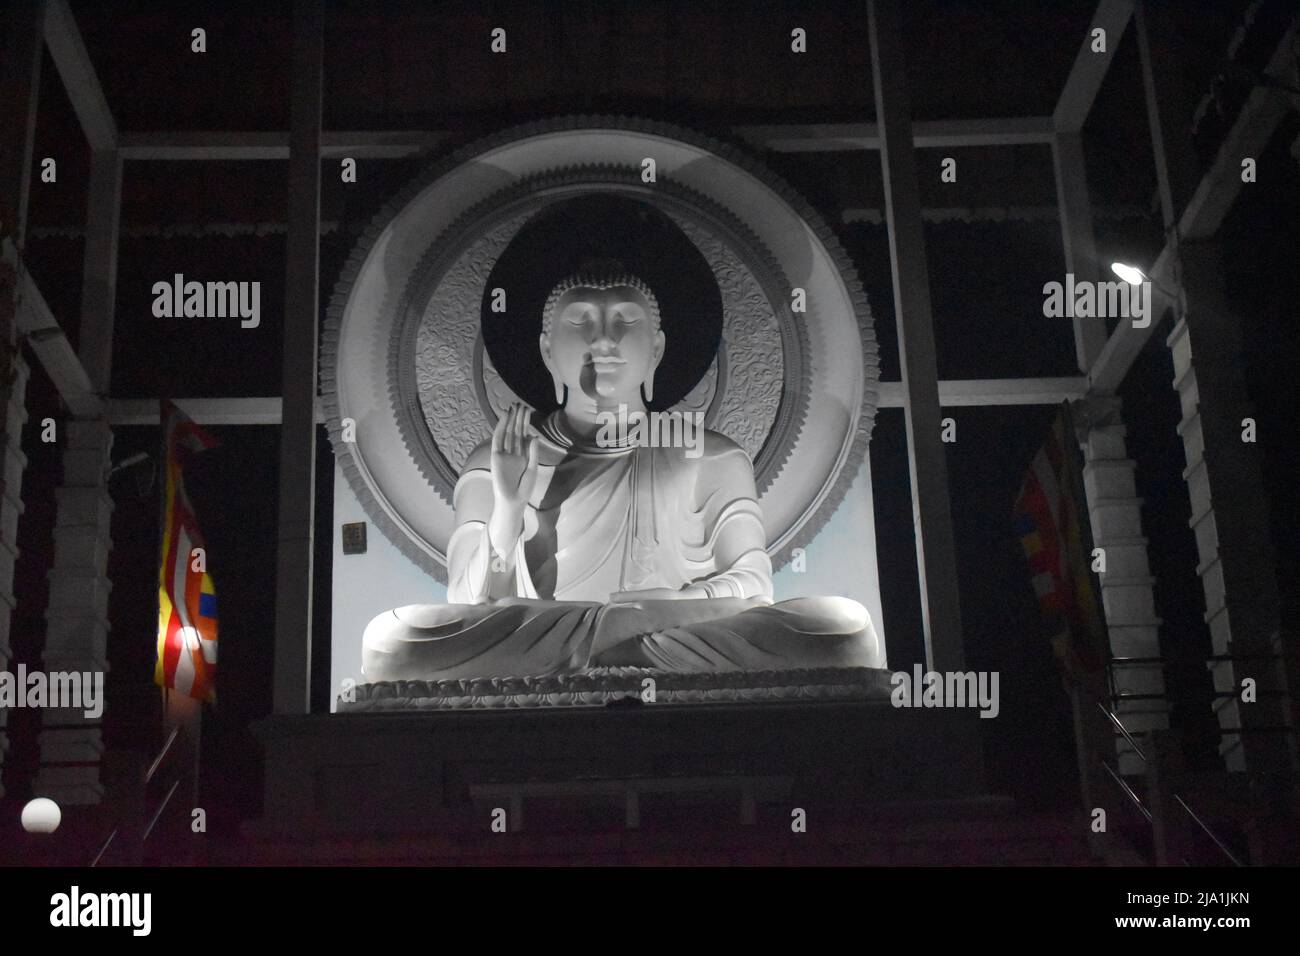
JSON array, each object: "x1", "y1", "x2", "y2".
[
  {"x1": 1111, "y1": 260, "x2": 1181, "y2": 308},
  {"x1": 1110, "y1": 261, "x2": 1147, "y2": 286},
  {"x1": 21, "y1": 797, "x2": 61, "y2": 834}
]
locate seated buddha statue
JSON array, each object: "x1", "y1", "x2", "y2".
[{"x1": 362, "y1": 262, "x2": 885, "y2": 681}]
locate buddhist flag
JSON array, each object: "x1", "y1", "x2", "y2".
[
  {"x1": 154, "y1": 401, "x2": 220, "y2": 702},
  {"x1": 1013, "y1": 402, "x2": 1108, "y2": 678}
]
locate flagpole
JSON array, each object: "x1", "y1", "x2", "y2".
[
  {"x1": 1064, "y1": 399, "x2": 1120, "y2": 857},
  {"x1": 155, "y1": 399, "x2": 170, "y2": 734},
  {"x1": 154, "y1": 401, "x2": 203, "y2": 856},
  {"x1": 151, "y1": 400, "x2": 171, "y2": 861},
  {"x1": 156, "y1": 403, "x2": 184, "y2": 730}
]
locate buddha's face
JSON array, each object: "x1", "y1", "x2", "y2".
[{"x1": 540, "y1": 285, "x2": 665, "y2": 404}]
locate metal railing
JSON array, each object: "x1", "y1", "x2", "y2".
[
  {"x1": 1096, "y1": 701, "x2": 1243, "y2": 867},
  {"x1": 89, "y1": 719, "x2": 194, "y2": 866}
]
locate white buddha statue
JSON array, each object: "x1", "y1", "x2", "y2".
[{"x1": 362, "y1": 262, "x2": 885, "y2": 681}]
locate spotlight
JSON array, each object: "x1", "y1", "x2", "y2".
[{"x1": 1110, "y1": 262, "x2": 1147, "y2": 286}]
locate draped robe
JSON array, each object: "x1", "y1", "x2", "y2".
[{"x1": 362, "y1": 412, "x2": 883, "y2": 681}]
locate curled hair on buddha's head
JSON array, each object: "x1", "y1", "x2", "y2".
[{"x1": 541, "y1": 258, "x2": 662, "y2": 337}]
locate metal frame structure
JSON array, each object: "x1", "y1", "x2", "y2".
[{"x1": 4, "y1": 0, "x2": 1294, "y2": 821}]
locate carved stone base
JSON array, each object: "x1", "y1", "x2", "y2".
[{"x1": 340, "y1": 666, "x2": 897, "y2": 711}]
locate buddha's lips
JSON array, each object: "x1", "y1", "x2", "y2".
[{"x1": 589, "y1": 357, "x2": 626, "y2": 367}]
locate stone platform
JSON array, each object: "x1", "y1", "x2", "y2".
[
  {"x1": 253, "y1": 690, "x2": 988, "y2": 840},
  {"x1": 339, "y1": 666, "x2": 897, "y2": 710},
  {"x1": 226, "y1": 798, "x2": 1097, "y2": 866}
]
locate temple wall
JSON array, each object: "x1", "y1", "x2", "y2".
[
  {"x1": 770, "y1": 460, "x2": 886, "y2": 652},
  {"x1": 330, "y1": 461, "x2": 447, "y2": 711}
]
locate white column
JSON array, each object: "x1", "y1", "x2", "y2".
[
  {"x1": 1054, "y1": 130, "x2": 1167, "y2": 775},
  {"x1": 1169, "y1": 240, "x2": 1295, "y2": 777},
  {"x1": 0, "y1": 358, "x2": 31, "y2": 797},
  {"x1": 0, "y1": 0, "x2": 45, "y2": 798},
  {"x1": 34, "y1": 147, "x2": 121, "y2": 804},
  {"x1": 1077, "y1": 404, "x2": 1167, "y2": 774},
  {"x1": 34, "y1": 420, "x2": 113, "y2": 804}
]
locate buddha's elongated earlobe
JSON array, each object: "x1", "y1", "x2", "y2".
[
  {"x1": 540, "y1": 331, "x2": 564, "y2": 406},
  {"x1": 641, "y1": 329, "x2": 664, "y2": 405}
]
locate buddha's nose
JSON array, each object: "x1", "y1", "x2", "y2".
[{"x1": 589, "y1": 322, "x2": 618, "y2": 351}]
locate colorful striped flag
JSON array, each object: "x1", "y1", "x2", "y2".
[
  {"x1": 154, "y1": 401, "x2": 220, "y2": 702},
  {"x1": 1013, "y1": 401, "x2": 1108, "y2": 677}
]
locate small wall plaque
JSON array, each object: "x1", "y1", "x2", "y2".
[{"x1": 341, "y1": 521, "x2": 367, "y2": 555}]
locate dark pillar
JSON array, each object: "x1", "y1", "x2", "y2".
[
  {"x1": 273, "y1": 0, "x2": 323, "y2": 715},
  {"x1": 867, "y1": 0, "x2": 965, "y2": 672}
]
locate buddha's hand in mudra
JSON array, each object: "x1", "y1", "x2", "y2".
[
  {"x1": 609, "y1": 585, "x2": 710, "y2": 603},
  {"x1": 488, "y1": 404, "x2": 540, "y2": 557}
]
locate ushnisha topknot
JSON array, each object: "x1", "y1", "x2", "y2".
[{"x1": 541, "y1": 258, "x2": 661, "y2": 337}]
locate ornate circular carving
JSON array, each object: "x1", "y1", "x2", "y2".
[
  {"x1": 409, "y1": 208, "x2": 536, "y2": 482},
  {"x1": 390, "y1": 169, "x2": 802, "y2": 504},
  {"x1": 322, "y1": 117, "x2": 878, "y2": 582},
  {"x1": 669, "y1": 214, "x2": 784, "y2": 466}
]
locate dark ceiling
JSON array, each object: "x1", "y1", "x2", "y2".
[
  {"x1": 65, "y1": 0, "x2": 1098, "y2": 130},
  {"x1": 35, "y1": 1, "x2": 1268, "y2": 217},
  {"x1": 62, "y1": 0, "x2": 1259, "y2": 131}
]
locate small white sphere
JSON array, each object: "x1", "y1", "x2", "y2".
[{"x1": 21, "y1": 797, "x2": 61, "y2": 833}]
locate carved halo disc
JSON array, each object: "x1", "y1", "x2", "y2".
[{"x1": 322, "y1": 117, "x2": 878, "y2": 582}]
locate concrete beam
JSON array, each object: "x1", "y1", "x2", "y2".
[
  {"x1": 734, "y1": 117, "x2": 1056, "y2": 153},
  {"x1": 27, "y1": 204, "x2": 1154, "y2": 237},
  {"x1": 107, "y1": 397, "x2": 325, "y2": 425},
  {"x1": 0, "y1": 1, "x2": 44, "y2": 252},
  {"x1": 16, "y1": 269, "x2": 102, "y2": 417},
  {"x1": 876, "y1": 377, "x2": 1087, "y2": 408},
  {"x1": 117, "y1": 120, "x2": 1054, "y2": 161},
  {"x1": 1052, "y1": 132, "x2": 1109, "y2": 371},
  {"x1": 78, "y1": 150, "x2": 120, "y2": 393},
  {"x1": 1086, "y1": 16, "x2": 1297, "y2": 394},
  {"x1": 1176, "y1": 14, "x2": 1298, "y2": 240},
  {"x1": 1054, "y1": 0, "x2": 1135, "y2": 134},
  {"x1": 119, "y1": 131, "x2": 449, "y2": 161},
  {"x1": 43, "y1": 0, "x2": 117, "y2": 150}
]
